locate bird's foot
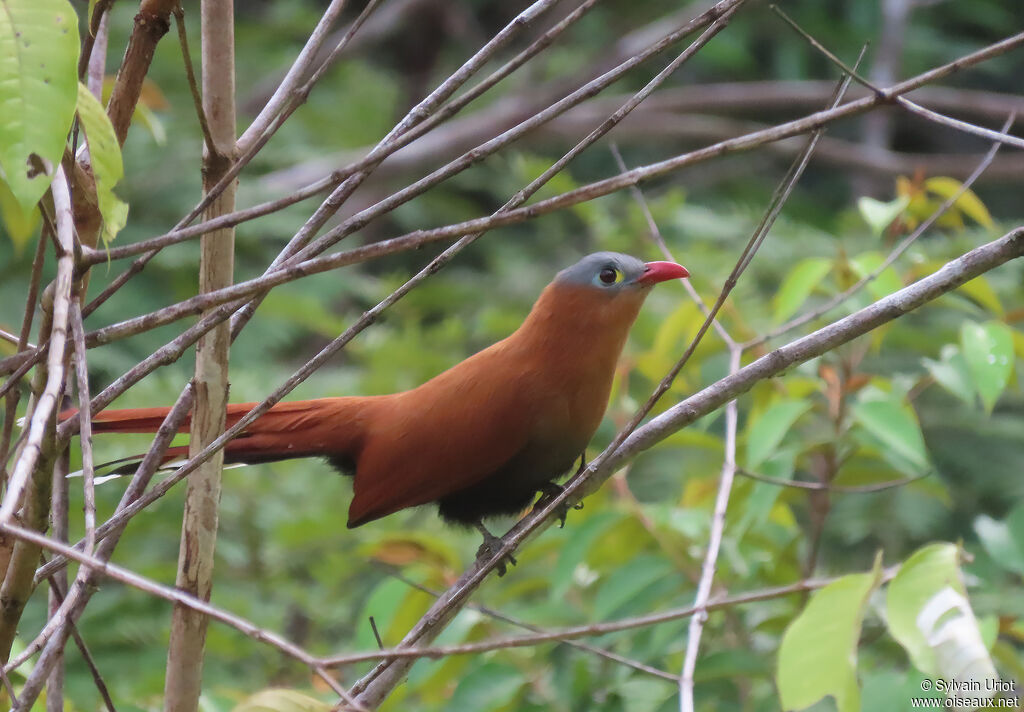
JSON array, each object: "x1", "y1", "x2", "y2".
[
  {"x1": 474, "y1": 521, "x2": 516, "y2": 577},
  {"x1": 534, "y1": 482, "x2": 584, "y2": 528}
]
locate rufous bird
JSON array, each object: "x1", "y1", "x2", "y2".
[{"x1": 73, "y1": 253, "x2": 687, "y2": 563}]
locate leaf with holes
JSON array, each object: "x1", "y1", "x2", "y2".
[{"x1": 0, "y1": 0, "x2": 79, "y2": 212}]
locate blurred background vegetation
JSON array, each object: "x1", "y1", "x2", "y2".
[{"x1": 1, "y1": 0, "x2": 1023, "y2": 709}]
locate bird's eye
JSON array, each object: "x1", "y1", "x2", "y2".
[{"x1": 598, "y1": 267, "x2": 620, "y2": 285}]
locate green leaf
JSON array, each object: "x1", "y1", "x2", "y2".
[
  {"x1": 858, "y1": 195, "x2": 909, "y2": 236},
  {"x1": 76, "y1": 82, "x2": 128, "y2": 244},
  {"x1": 551, "y1": 511, "x2": 621, "y2": 600},
  {"x1": 974, "y1": 509, "x2": 1024, "y2": 577},
  {"x1": 885, "y1": 543, "x2": 962, "y2": 674},
  {"x1": 233, "y1": 688, "x2": 329, "y2": 712},
  {"x1": 924, "y1": 177, "x2": 994, "y2": 229},
  {"x1": 616, "y1": 678, "x2": 676, "y2": 712},
  {"x1": 0, "y1": 0, "x2": 79, "y2": 212},
  {"x1": 0, "y1": 177, "x2": 39, "y2": 250},
  {"x1": 848, "y1": 251, "x2": 903, "y2": 301},
  {"x1": 445, "y1": 662, "x2": 524, "y2": 712},
  {"x1": 960, "y1": 320, "x2": 1014, "y2": 413},
  {"x1": 773, "y1": 257, "x2": 833, "y2": 324},
  {"x1": 922, "y1": 344, "x2": 976, "y2": 407},
  {"x1": 886, "y1": 544, "x2": 996, "y2": 691},
  {"x1": 777, "y1": 567, "x2": 880, "y2": 712},
  {"x1": 593, "y1": 555, "x2": 674, "y2": 620},
  {"x1": 852, "y1": 396, "x2": 929, "y2": 471},
  {"x1": 746, "y1": 400, "x2": 810, "y2": 469}
]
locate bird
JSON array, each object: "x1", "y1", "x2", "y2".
[{"x1": 71, "y1": 252, "x2": 687, "y2": 566}]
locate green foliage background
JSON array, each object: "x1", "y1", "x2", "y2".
[{"x1": 1, "y1": 0, "x2": 1022, "y2": 709}]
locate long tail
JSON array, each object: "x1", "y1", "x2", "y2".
[{"x1": 65, "y1": 397, "x2": 373, "y2": 466}]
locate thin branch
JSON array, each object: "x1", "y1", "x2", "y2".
[
  {"x1": 0, "y1": 167, "x2": 76, "y2": 526},
  {"x1": 236, "y1": 0, "x2": 351, "y2": 154},
  {"x1": 172, "y1": 4, "x2": 215, "y2": 156},
  {"x1": 680, "y1": 347, "x2": 739, "y2": 712},
  {"x1": 44, "y1": 568, "x2": 117, "y2": 712},
  {"x1": 69, "y1": 300, "x2": 97, "y2": 554},
  {"x1": 735, "y1": 467, "x2": 930, "y2": 493},
  {"x1": 771, "y1": 5, "x2": 1024, "y2": 152}
]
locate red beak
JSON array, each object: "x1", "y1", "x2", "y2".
[{"x1": 638, "y1": 261, "x2": 689, "y2": 285}]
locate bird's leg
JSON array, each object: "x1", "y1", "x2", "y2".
[
  {"x1": 534, "y1": 459, "x2": 585, "y2": 529},
  {"x1": 474, "y1": 521, "x2": 516, "y2": 577}
]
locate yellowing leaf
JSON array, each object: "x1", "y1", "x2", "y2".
[
  {"x1": 0, "y1": 177, "x2": 40, "y2": 251},
  {"x1": 925, "y1": 176, "x2": 994, "y2": 229},
  {"x1": 76, "y1": 82, "x2": 128, "y2": 244}
]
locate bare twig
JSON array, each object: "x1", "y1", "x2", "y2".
[
  {"x1": 172, "y1": 5, "x2": 215, "y2": 156},
  {"x1": 736, "y1": 467, "x2": 931, "y2": 493},
  {"x1": 69, "y1": 300, "x2": 97, "y2": 554},
  {"x1": 680, "y1": 347, "x2": 739, "y2": 712},
  {"x1": 771, "y1": 6, "x2": 1024, "y2": 152},
  {"x1": 0, "y1": 167, "x2": 75, "y2": 526}
]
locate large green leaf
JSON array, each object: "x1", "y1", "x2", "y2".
[
  {"x1": 745, "y1": 399, "x2": 811, "y2": 469},
  {"x1": 772, "y1": 257, "x2": 833, "y2": 324},
  {"x1": 777, "y1": 567, "x2": 881, "y2": 712},
  {"x1": 0, "y1": 0, "x2": 79, "y2": 212},
  {"x1": 852, "y1": 396, "x2": 929, "y2": 472},
  {"x1": 960, "y1": 320, "x2": 1014, "y2": 413},
  {"x1": 76, "y1": 82, "x2": 128, "y2": 244},
  {"x1": 886, "y1": 543, "x2": 996, "y2": 693}
]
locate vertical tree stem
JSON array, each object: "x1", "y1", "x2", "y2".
[{"x1": 163, "y1": 0, "x2": 236, "y2": 709}]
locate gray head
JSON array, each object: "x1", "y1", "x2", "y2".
[{"x1": 554, "y1": 252, "x2": 688, "y2": 292}]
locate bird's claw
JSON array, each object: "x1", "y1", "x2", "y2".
[
  {"x1": 474, "y1": 523, "x2": 516, "y2": 577},
  {"x1": 535, "y1": 483, "x2": 583, "y2": 528}
]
